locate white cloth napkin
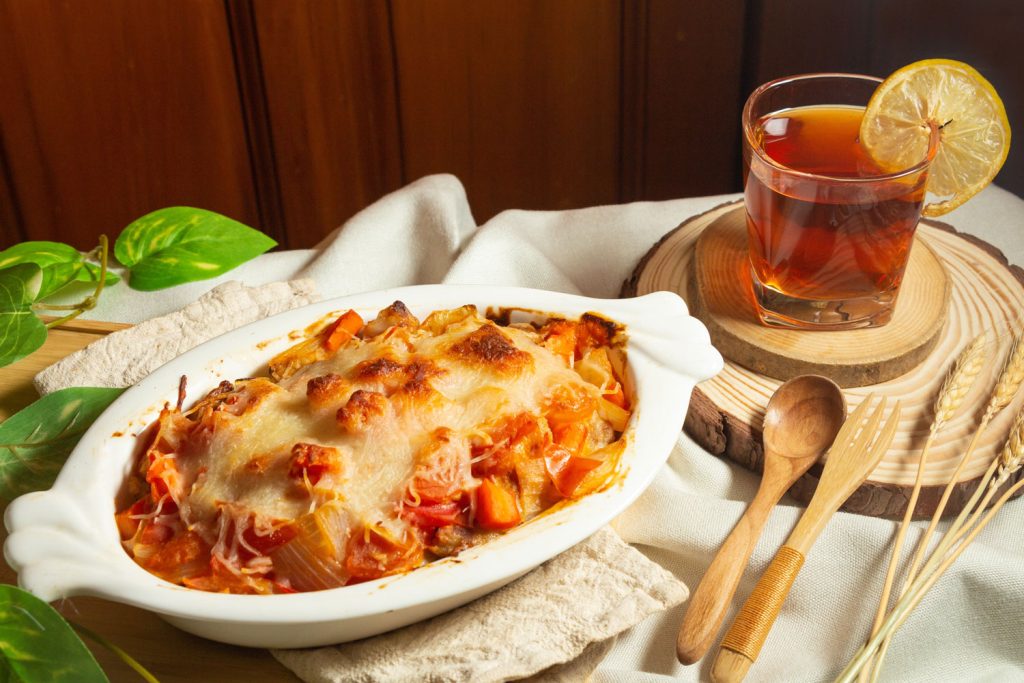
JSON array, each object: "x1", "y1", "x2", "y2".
[
  {"x1": 66, "y1": 174, "x2": 1024, "y2": 681},
  {"x1": 273, "y1": 527, "x2": 688, "y2": 683}
]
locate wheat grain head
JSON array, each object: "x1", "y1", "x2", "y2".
[
  {"x1": 983, "y1": 334, "x2": 1024, "y2": 422},
  {"x1": 933, "y1": 333, "x2": 989, "y2": 433},
  {"x1": 991, "y1": 409, "x2": 1024, "y2": 490}
]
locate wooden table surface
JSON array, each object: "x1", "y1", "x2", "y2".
[{"x1": 0, "y1": 320, "x2": 299, "y2": 682}]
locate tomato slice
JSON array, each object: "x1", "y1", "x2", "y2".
[
  {"x1": 402, "y1": 501, "x2": 465, "y2": 529},
  {"x1": 289, "y1": 442, "x2": 342, "y2": 486},
  {"x1": 139, "y1": 521, "x2": 174, "y2": 546},
  {"x1": 552, "y1": 422, "x2": 588, "y2": 455},
  {"x1": 545, "y1": 385, "x2": 597, "y2": 425},
  {"x1": 541, "y1": 320, "x2": 577, "y2": 363},
  {"x1": 242, "y1": 523, "x2": 298, "y2": 557}
]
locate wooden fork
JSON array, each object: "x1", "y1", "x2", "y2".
[{"x1": 711, "y1": 395, "x2": 902, "y2": 683}]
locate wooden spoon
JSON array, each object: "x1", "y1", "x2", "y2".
[{"x1": 676, "y1": 375, "x2": 845, "y2": 665}]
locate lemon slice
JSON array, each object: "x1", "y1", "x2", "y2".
[{"x1": 859, "y1": 59, "x2": 1011, "y2": 216}]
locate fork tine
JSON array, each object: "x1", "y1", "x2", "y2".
[
  {"x1": 852, "y1": 396, "x2": 888, "y2": 453},
  {"x1": 817, "y1": 396, "x2": 890, "y2": 491},
  {"x1": 830, "y1": 394, "x2": 876, "y2": 451},
  {"x1": 865, "y1": 400, "x2": 902, "y2": 468}
]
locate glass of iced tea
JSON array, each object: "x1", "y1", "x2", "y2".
[{"x1": 742, "y1": 73, "x2": 933, "y2": 329}]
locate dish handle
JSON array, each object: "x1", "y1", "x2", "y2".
[
  {"x1": 4, "y1": 489, "x2": 128, "y2": 602},
  {"x1": 625, "y1": 291, "x2": 724, "y2": 383}
]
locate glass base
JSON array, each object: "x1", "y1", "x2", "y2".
[{"x1": 751, "y1": 268, "x2": 896, "y2": 330}]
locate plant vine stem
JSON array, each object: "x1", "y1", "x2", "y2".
[
  {"x1": 834, "y1": 476, "x2": 1024, "y2": 683},
  {"x1": 70, "y1": 620, "x2": 161, "y2": 683},
  {"x1": 33, "y1": 235, "x2": 110, "y2": 328}
]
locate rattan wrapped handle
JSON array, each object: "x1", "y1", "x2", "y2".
[{"x1": 711, "y1": 545, "x2": 805, "y2": 683}]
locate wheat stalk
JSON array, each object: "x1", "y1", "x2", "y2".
[
  {"x1": 903, "y1": 334, "x2": 1021, "y2": 582},
  {"x1": 838, "y1": 422, "x2": 1024, "y2": 683},
  {"x1": 930, "y1": 407, "x2": 1024, "y2": 570},
  {"x1": 835, "y1": 474, "x2": 1024, "y2": 683},
  {"x1": 860, "y1": 333, "x2": 988, "y2": 682},
  {"x1": 867, "y1": 335, "x2": 1022, "y2": 682}
]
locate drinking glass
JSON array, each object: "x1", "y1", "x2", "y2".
[{"x1": 742, "y1": 73, "x2": 933, "y2": 330}]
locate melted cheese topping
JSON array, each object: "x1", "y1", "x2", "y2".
[{"x1": 175, "y1": 312, "x2": 613, "y2": 539}]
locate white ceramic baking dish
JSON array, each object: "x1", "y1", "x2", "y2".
[{"x1": 4, "y1": 285, "x2": 722, "y2": 648}]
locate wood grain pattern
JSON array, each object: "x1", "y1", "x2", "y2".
[
  {"x1": 618, "y1": 0, "x2": 647, "y2": 202},
  {"x1": 2, "y1": 2, "x2": 1021, "y2": 248},
  {"x1": 639, "y1": 0, "x2": 747, "y2": 200},
  {"x1": 689, "y1": 209, "x2": 950, "y2": 387},
  {"x1": 742, "y1": 0, "x2": 872, "y2": 88},
  {"x1": 0, "y1": 140, "x2": 23, "y2": 245},
  {"x1": 390, "y1": 0, "x2": 622, "y2": 222},
  {"x1": 0, "y1": 320, "x2": 297, "y2": 682},
  {"x1": 253, "y1": 0, "x2": 403, "y2": 247},
  {"x1": 625, "y1": 201, "x2": 1024, "y2": 518},
  {"x1": 0, "y1": 0, "x2": 258, "y2": 249},
  {"x1": 225, "y1": 0, "x2": 288, "y2": 247}
]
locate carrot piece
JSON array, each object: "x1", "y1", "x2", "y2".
[
  {"x1": 475, "y1": 478, "x2": 522, "y2": 530},
  {"x1": 323, "y1": 310, "x2": 365, "y2": 352},
  {"x1": 146, "y1": 454, "x2": 180, "y2": 503},
  {"x1": 544, "y1": 444, "x2": 602, "y2": 498}
]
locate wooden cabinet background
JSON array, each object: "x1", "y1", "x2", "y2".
[{"x1": 2, "y1": 0, "x2": 1021, "y2": 250}]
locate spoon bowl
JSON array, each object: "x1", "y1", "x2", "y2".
[{"x1": 763, "y1": 375, "x2": 848, "y2": 461}]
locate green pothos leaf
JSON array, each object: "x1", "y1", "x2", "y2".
[
  {"x1": 0, "y1": 264, "x2": 42, "y2": 310},
  {"x1": 114, "y1": 207, "x2": 276, "y2": 291},
  {"x1": 0, "y1": 242, "x2": 81, "y2": 301},
  {"x1": 0, "y1": 242, "x2": 80, "y2": 271},
  {"x1": 0, "y1": 387, "x2": 124, "y2": 501},
  {"x1": 0, "y1": 585, "x2": 108, "y2": 682},
  {"x1": 0, "y1": 241, "x2": 118, "y2": 301},
  {"x1": 0, "y1": 265, "x2": 46, "y2": 368}
]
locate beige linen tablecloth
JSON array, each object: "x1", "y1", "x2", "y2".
[{"x1": 53, "y1": 175, "x2": 1024, "y2": 681}]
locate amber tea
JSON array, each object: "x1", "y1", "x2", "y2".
[
  {"x1": 742, "y1": 75, "x2": 932, "y2": 329},
  {"x1": 746, "y1": 106, "x2": 925, "y2": 299}
]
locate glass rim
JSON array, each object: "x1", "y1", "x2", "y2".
[{"x1": 742, "y1": 72, "x2": 934, "y2": 183}]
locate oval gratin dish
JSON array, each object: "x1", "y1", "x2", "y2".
[{"x1": 4, "y1": 285, "x2": 722, "y2": 648}]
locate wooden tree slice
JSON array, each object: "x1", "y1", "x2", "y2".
[
  {"x1": 690, "y1": 209, "x2": 950, "y2": 387},
  {"x1": 623, "y1": 200, "x2": 1024, "y2": 518}
]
